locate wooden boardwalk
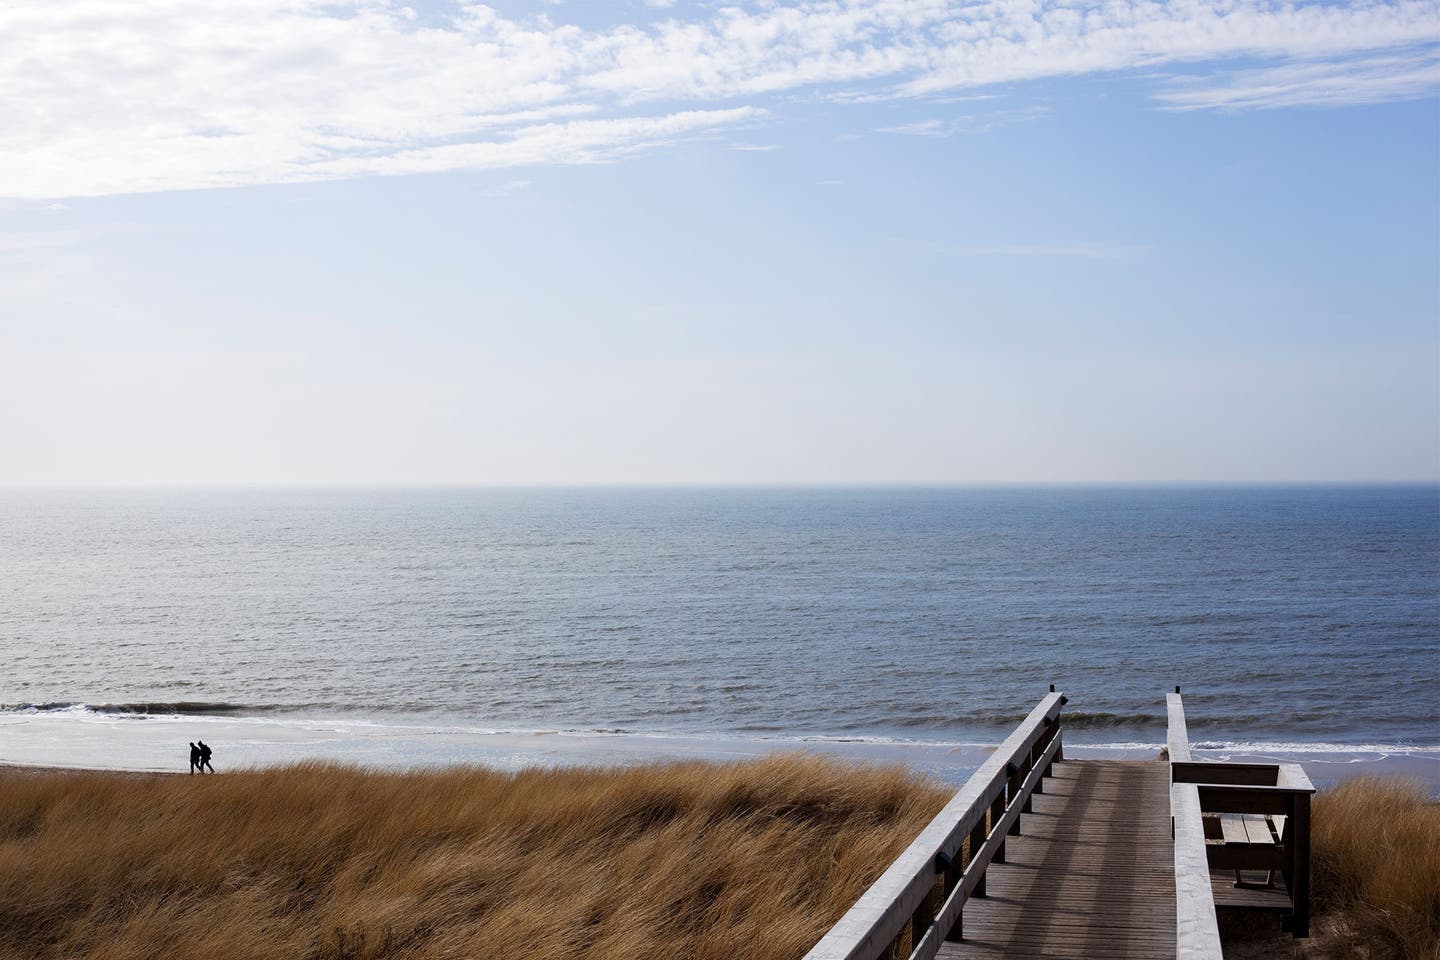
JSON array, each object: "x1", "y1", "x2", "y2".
[
  {"x1": 803, "y1": 691, "x2": 1311, "y2": 960},
  {"x1": 936, "y1": 760, "x2": 1176, "y2": 960}
]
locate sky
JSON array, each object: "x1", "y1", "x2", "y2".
[{"x1": 1, "y1": 0, "x2": 1437, "y2": 485}]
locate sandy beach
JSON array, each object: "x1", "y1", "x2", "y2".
[{"x1": 3, "y1": 717, "x2": 1435, "y2": 793}]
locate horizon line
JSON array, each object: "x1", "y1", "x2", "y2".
[{"x1": 1, "y1": 480, "x2": 1436, "y2": 492}]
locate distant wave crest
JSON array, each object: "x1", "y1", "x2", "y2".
[
  {"x1": 3, "y1": 701, "x2": 289, "y2": 717},
  {"x1": 931, "y1": 710, "x2": 1161, "y2": 729}
]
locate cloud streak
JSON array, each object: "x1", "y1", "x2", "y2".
[
  {"x1": 1156, "y1": 49, "x2": 1440, "y2": 109},
  {"x1": 1, "y1": 0, "x2": 1435, "y2": 198}
]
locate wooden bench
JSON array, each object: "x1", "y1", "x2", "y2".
[
  {"x1": 1217, "y1": 813, "x2": 1285, "y2": 888},
  {"x1": 1167, "y1": 692, "x2": 1315, "y2": 938}
]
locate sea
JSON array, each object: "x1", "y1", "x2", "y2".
[{"x1": 2, "y1": 486, "x2": 1436, "y2": 788}]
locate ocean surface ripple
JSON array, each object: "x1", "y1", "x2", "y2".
[{"x1": 2, "y1": 487, "x2": 1436, "y2": 749}]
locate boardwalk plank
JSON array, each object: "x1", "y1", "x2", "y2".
[{"x1": 936, "y1": 760, "x2": 1176, "y2": 960}]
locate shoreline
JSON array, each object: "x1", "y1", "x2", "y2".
[{"x1": 3, "y1": 718, "x2": 1435, "y2": 792}]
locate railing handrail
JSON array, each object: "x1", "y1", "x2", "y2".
[
  {"x1": 1166, "y1": 691, "x2": 1193, "y2": 763},
  {"x1": 804, "y1": 691, "x2": 1065, "y2": 960},
  {"x1": 1166, "y1": 692, "x2": 1224, "y2": 960},
  {"x1": 1171, "y1": 780, "x2": 1223, "y2": 960}
]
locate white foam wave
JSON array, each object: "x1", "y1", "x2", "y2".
[
  {"x1": 7, "y1": 706, "x2": 1436, "y2": 761},
  {"x1": 1190, "y1": 740, "x2": 1440, "y2": 758}
]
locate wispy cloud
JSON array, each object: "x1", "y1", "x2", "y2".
[
  {"x1": 1156, "y1": 50, "x2": 1440, "y2": 110},
  {"x1": 878, "y1": 105, "x2": 1050, "y2": 136},
  {"x1": 481, "y1": 178, "x2": 536, "y2": 197},
  {"x1": 1, "y1": 0, "x2": 1434, "y2": 198},
  {"x1": 879, "y1": 119, "x2": 951, "y2": 137}
]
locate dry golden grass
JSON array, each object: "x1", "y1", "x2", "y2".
[
  {"x1": 5, "y1": 758, "x2": 1432, "y2": 960},
  {"x1": 0, "y1": 755, "x2": 949, "y2": 960},
  {"x1": 1310, "y1": 776, "x2": 1440, "y2": 960}
]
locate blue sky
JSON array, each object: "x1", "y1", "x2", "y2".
[{"x1": 1, "y1": 0, "x2": 1436, "y2": 484}]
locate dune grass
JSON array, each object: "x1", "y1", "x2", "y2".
[
  {"x1": 1310, "y1": 776, "x2": 1440, "y2": 960},
  {"x1": 2, "y1": 758, "x2": 1434, "y2": 959},
  {"x1": 0, "y1": 755, "x2": 949, "y2": 960}
]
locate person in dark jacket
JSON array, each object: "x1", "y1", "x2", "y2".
[
  {"x1": 197, "y1": 741, "x2": 214, "y2": 773},
  {"x1": 189, "y1": 742, "x2": 201, "y2": 774}
]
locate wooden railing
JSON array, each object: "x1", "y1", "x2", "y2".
[
  {"x1": 1167, "y1": 690, "x2": 1223, "y2": 960},
  {"x1": 1167, "y1": 690, "x2": 1315, "y2": 958},
  {"x1": 803, "y1": 690, "x2": 1066, "y2": 960}
]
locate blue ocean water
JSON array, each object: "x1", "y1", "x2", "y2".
[{"x1": 1, "y1": 487, "x2": 1436, "y2": 753}]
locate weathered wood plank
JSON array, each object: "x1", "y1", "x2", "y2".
[
  {"x1": 1243, "y1": 814, "x2": 1274, "y2": 844},
  {"x1": 1219, "y1": 813, "x2": 1250, "y2": 845},
  {"x1": 938, "y1": 761, "x2": 1178, "y2": 960},
  {"x1": 1277, "y1": 763, "x2": 1315, "y2": 793},
  {"x1": 1210, "y1": 872, "x2": 1292, "y2": 910},
  {"x1": 1195, "y1": 784, "x2": 1305, "y2": 816},
  {"x1": 1206, "y1": 843, "x2": 1284, "y2": 871},
  {"x1": 1165, "y1": 693, "x2": 1191, "y2": 763},
  {"x1": 1171, "y1": 761, "x2": 1278, "y2": 786}
]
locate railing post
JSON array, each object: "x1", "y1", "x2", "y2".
[
  {"x1": 910, "y1": 885, "x2": 936, "y2": 948},
  {"x1": 1007, "y1": 763, "x2": 1023, "y2": 835},
  {"x1": 1035, "y1": 723, "x2": 1049, "y2": 792},
  {"x1": 1019, "y1": 748, "x2": 1031, "y2": 811},
  {"x1": 943, "y1": 846, "x2": 965, "y2": 942},
  {"x1": 968, "y1": 818, "x2": 987, "y2": 896},
  {"x1": 990, "y1": 789, "x2": 1006, "y2": 863},
  {"x1": 1288, "y1": 792, "x2": 1312, "y2": 938},
  {"x1": 1043, "y1": 685, "x2": 1060, "y2": 775}
]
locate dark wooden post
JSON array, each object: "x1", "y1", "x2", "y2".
[
  {"x1": 1021, "y1": 748, "x2": 1036, "y2": 811},
  {"x1": 941, "y1": 849, "x2": 960, "y2": 897},
  {"x1": 1039, "y1": 718, "x2": 1051, "y2": 783},
  {"x1": 968, "y1": 819, "x2": 988, "y2": 897},
  {"x1": 1054, "y1": 692, "x2": 1067, "y2": 763},
  {"x1": 1044, "y1": 685, "x2": 1061, "y2": 771},
  {"x1": 942, "y1": 845, "x2": 965, "y2": 941},
  {"x1": 1290, "y1": 792, "x2": 1312, "y2": 937},
  {"x1": 1007, "y1": 763, "x2": 1024, "y2": 835},
  {"x1": 990, "y1": 790, "x2": 1006, "y2": 863},
  {"x1": 911, "y1": 886, "x2": 936, "y2": 946}
]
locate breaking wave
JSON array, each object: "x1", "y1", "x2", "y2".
[{"x1": 4, "y1": 701, "x2": 309, "y2": 717}]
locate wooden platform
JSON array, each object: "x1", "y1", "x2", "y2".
[
  {"x1": 937, "y1": 760, "x2": 1177, "y2": 960},
  {"x1": 1210, "y1": 870, "x2": 1293, "y2": 911}
]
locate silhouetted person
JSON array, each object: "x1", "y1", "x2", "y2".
[
  {"x1": 189, "y1": 742, "x2": 200, "y2": 775},
  {"x1": 198, "y1": 740, "x2": 214, "y2": 773}
]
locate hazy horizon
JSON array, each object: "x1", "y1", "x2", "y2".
[{"x1": 2, "y1": 481, "x2": 1438, "y2": 491}]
